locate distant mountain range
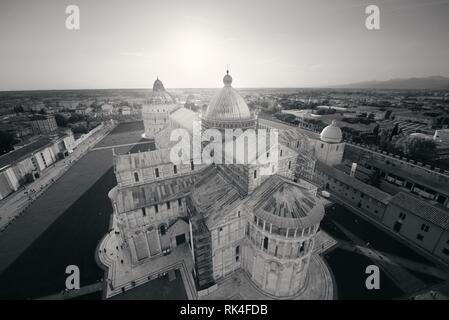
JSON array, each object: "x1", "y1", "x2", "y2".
[{"x1": 336, "y1": 76, "x2": 449, "y2": 90}]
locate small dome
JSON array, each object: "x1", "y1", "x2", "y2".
[
  {"x1": 204, "y1": 71, "x2": 252, "y2": 121},
  {"x1": 153, "y1": 77, "x2": 165, "y2": 92},
  {"x1": 146, "y1": 77, "x2": 174, "y2": 104},
  {"x1": 320, "y1": 120, "x2": 342, "y2": 143}
]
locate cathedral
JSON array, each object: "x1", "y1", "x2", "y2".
[{"x1": 98, "y1": 71, "x2": 342, "y2": 299}]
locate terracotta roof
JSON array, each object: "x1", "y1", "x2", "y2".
[{"x1": 390, "y1": 192, "x2": 449, "y2": 231}]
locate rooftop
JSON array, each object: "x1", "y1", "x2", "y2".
[
  {"x1": 315, "y1": 161, "x2": 392, "y2": 204},
  {"x1": 390, "y1": 192, "x2": 449, "y2": 231},
  {"x1": 0, "y1": 136, "x2": 53, "y2": 170},
  {"x1": 248, "y1": 175, "x2": 324, "y2": 229}
]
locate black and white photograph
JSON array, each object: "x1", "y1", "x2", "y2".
[{"x1": 1, "y1": 0, "x2": 449, "y2": 311}]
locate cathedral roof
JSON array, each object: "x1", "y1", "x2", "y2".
[
  {"x1": 204, "y1": 71, "x2": 253, "y2": 121},
  {"x1": 189, "y1": 165, "x2": 243, "y2": 229},
  {"x1": 248, "y1": 175, "x2": 324, "y2": 229}
]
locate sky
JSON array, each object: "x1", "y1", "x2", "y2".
[{"x1": 1, "y1": 0, "x2": 449, "y2": 90}]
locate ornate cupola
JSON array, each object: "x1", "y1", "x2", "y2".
[{"x1": 202, "y1": 70, "x2": 256, "y2": 132}]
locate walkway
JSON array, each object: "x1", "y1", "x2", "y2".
[
  {"x1": 38, "y1": 283, "x2": 103, "y2": 300},
  {"x1": 91, "y1": 140, "x2": 154, "y2": 151},
  {"x1": 97, "y1": 227, "x2": 197, "y2": 300}
]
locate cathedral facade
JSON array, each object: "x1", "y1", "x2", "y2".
[{"x1": 98, "y1": 72, "x2": 330, "y2": 298}]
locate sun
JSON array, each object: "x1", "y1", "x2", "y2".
[{"x1": 171, "y1": 29, "x2": 212, "y2": 72}]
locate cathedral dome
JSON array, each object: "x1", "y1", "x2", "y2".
[
  {"x1": 204, "y1": 71, "x2": 252, "y2": 121},
  {"x1": 320, "y1": 120, "x2": 342, "y2": 143},
  {"x1": 146, "y1": 77, "x2": 174, "y2": 104},
  {"x1": 153, "y1": 77, "x2": 165, "y2": 92}
]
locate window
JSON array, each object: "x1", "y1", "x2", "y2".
[
  {"x1": 399, "y1": 212, "x2": 406, "y2": 220},
  {"x1": 254, "y1": 170, "x2": 257, "y2": 179},
  {"x1": 235, "y1": 245, "x2": 240, "y2": 255},
  {"x1": 166, "y1": 201, "x2": 171, "y2": 209},
  {"x1": 280, "y1": 149, "x2": 283, "y2": 157},
  {"x1": 173, "y1": 165, "x2": 177, "y2": 174},
  {"x1": 288, "y1": 161, "x2": 291, "y2": 170},
  {"x1": 417, "y1": 234, "x2": 424, "y2": 241},
  {"x1": 263, "y1": 237, "x2": 269, "y2": 250},
  {"x1": 160, "y1": 224, "x2": 166, "y2": 235},
  {"x1": 142, "y1": 208, "x2": 146, "y2": 217},
  {"x1": 190, "y1": 161, "x2": 194, "y2": 171},
  {"x1": 178, "y1": 198, "x2": 182, "y2": 206},
  {"x1": 321, "y1": 143, "x2": 324, "y2": 149},
  {"x1": 336, "y1": 146, "x2": 339, "y2": 151},
  {"x1": 134, "y1": 172, "x2": 139, "y2": 182},
  {"x1": 264, "y1": 222, "x2": 270, "y2": 232},
  {"x1": 155, "y1": 204, "x2": 159, "y2": 213},
  {"x1": 421, "y1": 224, "x2": 430, "y2": 232},
  {"x1": 155, "y1": 168, "x2": 160, "y2": 178}
]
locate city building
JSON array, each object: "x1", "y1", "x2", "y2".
[
  {"x1": 382, "y1": 192, "x2": 449, "y2": 263},
  {"x1": 0, "y1": 133, "x2": 75, "y2": 200},
  {"x1": 30, "y1": 115, "x2": 58, "y2": 135}
]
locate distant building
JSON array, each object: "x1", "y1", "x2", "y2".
[
  {"x1": 30, "y1": 115, "x2": 58, "y2": 135},
  {"x1": 343, "y1": 144, "x2": 449, "y2": 209},
  {"x1": 315, "y1": 161, "x2": 391, "y2": 220},
  {"x1": 101, "y1": 104, "x2": 114, "y2": 114},
  {"x1": 141, "y1": 78, "x2": 179, "y2": 139},
  {"x1": 434, "y1": 129, "x2": 449, "y2": 144},
  {"x1": 382, "y1": 192, "x2": 449, "y2": 264},
  {"x1": 0, "y1": 134, "x2": 74, "y2": 200}
]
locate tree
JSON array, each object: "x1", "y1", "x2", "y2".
[
  {"x1": 402, "y1": 137, "x2": 437, "y2": 161},
  {"x1": 368, "y1": 169, "x2": 382, "y2": 188},
  {"x1": 389, "y1": 123, "x2": 399, "y2": 141},
  {"x1": 372, "y1": 124, "x2": 380, "y2": 136},
  {"x1": 0, "y1": 130, "x2": 16, "y2": 155},
  {"x1": 55, "y1": 114, "x2": 68, "y2": 127}
]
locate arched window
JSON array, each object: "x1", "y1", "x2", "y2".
[{"x1": 134, "y1": 172, "x2": 139, "y2": 182}]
